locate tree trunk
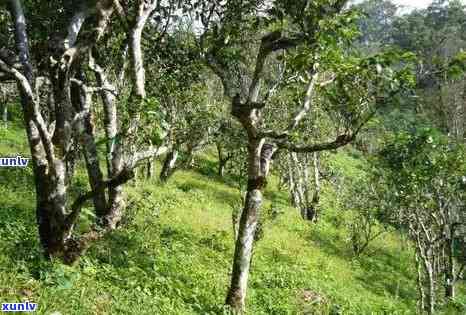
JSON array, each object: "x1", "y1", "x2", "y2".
[
  {"x1": 311, "y1": 153, "x2": 320, "y2": 220},
  {"x1": 146, "y1": 159, "x2": 154, "y2": 178},
  {"x1": 217, "y1": 143, "x2": 230, "y2": 177},
  {"x1": 71, "y1": 77, "x2": 108, "y2": 216},
  {"x1": 35, "y1": 180, "x2": 68, "y2": 257},
  {"x1": 0, "y1": 86, "x2": 6, "y2": 126},
  {"x1": 185, "y1": 145, "x2": 195, "y2": 168},
  {"x1": 225, "y1": 186, "x2": 262, "y2": 311},
  {"x1": 9, "y1": 0, "x2": 70, "y2": 259},
  {"x1": 2, "y1": 103, "x2": 7, "y2": 127},
  {"x1": 160, "y1": 150, "x2": 179, "y2": 182},
  {"x1": 444, "y1": 236, "x2": 455, "y2": 299},
  {"x1": 104, "y1": 185, "x2": 124, "y2": 229},
  {"x1": 426, "y1": 264, "x2": 435, "y2": 315},
  {"x1": 219, "y1": 158, "x2": 227, "y2": 177},
  {"x1": 226, "y1": 139, "x2": 273, "y2": 312},
  {"x1": 94, "y1": 65, "x2": 125, "y2": 229},
  {"x1": 416, "y1": 253, "x2": 426, "y2": 313}
]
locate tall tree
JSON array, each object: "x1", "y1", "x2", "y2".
[
  {"x1": 0, "y1": 0, "x2": 179, "y2": 261},
  {"x1": 379, "y1": 130, "x2": 466, "y2": 313},
  {"x1": 192, "y1": 0, "x2": 413, "y2": 311}
]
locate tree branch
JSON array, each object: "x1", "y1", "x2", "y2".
[
  {"x1": 247, "y1": 32, "x2": 304, "y2": 103},
  {"x1": 278, "y1": 133, "x2": 355, "y2": 153},
  {"x1": 129, "y1": 145, "x2": 169, "y2": 168},
  {"x1": 259, "y1": 72, "x2": 320, "y2": 139},
  {"x1": 287, "y1": 72, "x2": 318, "y2": 130},
  {"x1": 65, "y1": 167, "x2": 137, "y2": 232},
  {"x1": 64, "y1": 4, "x2": 89, "y2": 49}
]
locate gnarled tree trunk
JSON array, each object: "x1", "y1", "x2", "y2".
[
  {"x1": 160, "y1": 149, "x2": 179, "y2": 182},
  {"x1": 226, "y1": 139, "x2": 267, "y2": 311}
]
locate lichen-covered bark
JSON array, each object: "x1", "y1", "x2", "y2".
[
  {"x1": 159, "y1": 150, "x2": 179, "y2": 182},
  {"x1": 226, "y1": 140, "x2": 264, "y2": 311}
]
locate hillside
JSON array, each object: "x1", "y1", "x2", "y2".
[{"x1": 3, "y1": 124, "x2": 463, "y2": 314}]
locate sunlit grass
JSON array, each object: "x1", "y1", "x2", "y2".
[{"x1": 0, "y1": 127, "x2": 464, "y2": 314}]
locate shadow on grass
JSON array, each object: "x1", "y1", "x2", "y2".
[
  {"x1": 190, "y1": 156, "x2": 292, "y2": 208},
  {"x1": 263, "y1": 188, "x2": 290, "y2": 208},
  {"x1": 0, "y1": 199, "x2": 44, "y2": 280},
  {"x1": 174, "y1": 177, "x2": 240, "y2": 208},
  {"x1": 88, "y1": 224, "x2": 229, "y2": 314},
  {"x1": 303, "y1": 224, "x2": 417, "y2": 303},
  {"x1": 0, "y1": 167, "x2": 35, "y2": 191},
  {"x1": 195, "y1": 156, "x2": 246, "y2": 189},
  {"x1": 305, "y1": 227, "x2": 349, "y2": 258},
  {"x1": 354, "y1": 249, "x2": 417, "y2": 302}
]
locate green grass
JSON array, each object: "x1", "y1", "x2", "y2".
[{"x1": 0, "y1": 124, "x2": 464, "y2": 314}]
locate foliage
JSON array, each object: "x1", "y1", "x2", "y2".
[
  {"x1": 1, "y1": 0, "x2": 466, "y2": 313},
  {"x1": 0, "y1": 127, "x2": 434, "y2": 314},
  {"x1": 378, "y1": 129, "x2": 466, "y2": 312}
]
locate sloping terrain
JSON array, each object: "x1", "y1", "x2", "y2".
[{"x1": 0, "y1": 125, "x2": 463, "y2": 314}]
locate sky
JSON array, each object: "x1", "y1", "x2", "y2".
[
  {"x1": 392, "y1": 0, "x2": 433, "y2": 8},
  {"x1": 354, "y1": 0, "x2": 465, "y2": 12}
]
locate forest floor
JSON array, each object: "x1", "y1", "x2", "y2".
[{"x1": 0, "y1": 124, "x2": 464, "y2": 314}]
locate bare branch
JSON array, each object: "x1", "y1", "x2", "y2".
[
  {"x1": 64, "y1": 5, "x2": 89, "y2": 49},
  {"x1": 287, "y1": 72, "x2": 319, "y2": 130},
  {"x1": 259, "y1": 72, "x2": 322, "y2": 139},
  {"x1": 247, "y1": 32, "x2": 304, "y2": 103},
  {"x1": 129, "y1": 145, "x2": 169, "y2": 168},
  {"x1": 65, "y1": 167, "x2": 137, "y2": 232},
  {"x1": 0, "y1": 58, "x2": 33, "y2": 99},
  {"x1": 278, "y1": 133, "x2": 355, "y2": 153},
  {"x1": 0, "y1": 58, "x2": 54, "y2": 161}
]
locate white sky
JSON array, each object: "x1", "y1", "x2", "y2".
[
  {"x1": 393, "y1": 0, "x2": 433, "y2": 9},
  {"x1": 354, "y1": 0, "x2": 464, "y2": 13}
]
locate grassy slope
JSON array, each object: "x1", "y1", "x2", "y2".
[{"x1": 0, "y1": 125, "x2": 464, "y2": 314}]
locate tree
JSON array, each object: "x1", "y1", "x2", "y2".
[
  {"x1": 278, "y1": 151, "x2": 322, "y2": 221},
  {"x1": 192, "y1": 0, "x2": 413, "y2": 311},
  {"x1": 136, "y1": 24, "x2": 220, "y2": 182},
  {"x1": 214, "y1": 117, "x2": 247, "y2": 178},
  {"x1": 341, "y1": 165, "x2": 388, "y2": 256},
  {"x1": 0, "y1": 0, "x2": 179, "y2": 262},
  {"x1": 390, "y1": 0, "x2": 466, "y2": 139},
  {"x1": 353, "y1": 0, "x2": 398, "y2": 49},
  {"x1": 379, "y1": 130, "x2": 466, "y2": 313}
]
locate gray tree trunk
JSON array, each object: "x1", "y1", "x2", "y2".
[
  {"x1": 160, "y1": 150, "x2": 179, "y2": 182},
  {"x1": 444, "y1": 236, "x2": 455, "y2": 299},
  {"x1": 146, "y1": 159, "x2": 154, "y2": 178},
  {"x1": 226, "y1": 140, "x2": 263, "y2": 311},
  {"x1": 94, "y1": 67, "x2": 125, "y2": 229},
  {"x1": 415, "y1": 253, "x2": 426, "y2": 313},
  {"x1": 226, "y1": 139, "x2": 275, "y2": 312},
  {"x1": 217, "y1": 143, "x2": 231, "y2": 177},
  {"x1": 426, "y1": 264, "x2": 435, "y2": 315}
]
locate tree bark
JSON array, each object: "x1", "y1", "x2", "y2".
[
  {"x1": 226, "y1": 139, "x2": 275, "y2": 312},
  {"x1": 426, "y1": 263, "x2": 435, "y2": 315},
  {"x1": 92, "y1": 57, "x2": 125, "y2": 229},
  {"x1": 444, "y1": 235, "x2": 455, "y2": 299},
  {"x1": 219, "y1": 158, "x2": 227, "y2": 177},
  {"x1": 71, "y1": 76, "x2": 108, "y2": 216},
  {"x1": 146, "y1": 159, "x2": 154, "y2": 178},
  {"x1": 217, "y1": 143, "x2": 231, "y2": 177},
  {"x1": 1, "y1": 101, "x2": 7, "y2": 126},
  {"x1": 7, "y1": 0, "x2": 68, "y2": 257},
  {"x1": 416, "y1": 252, "x2": 426, "y2": 313},
  {"x1": 306, "y1": 152, "x2": 320, "y2": 222},
  {"x1": 226, "y1": 140, "x2": 263, "y2": 312},
  {"x1": 160, "y1": 150, "x2": 179, "y2": 182}
]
